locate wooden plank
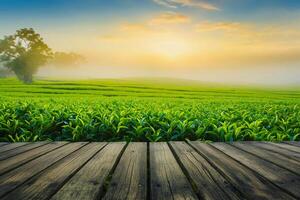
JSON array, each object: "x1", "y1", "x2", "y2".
[
  {"x1": 169, "y1": 142, "x2": 241, "y2": 200},
  {"x1": 51, "y1": 142, "x2": 126, "y2": 200},
  {"x1": 103, "y1": 142, "x2": 147, "y2": 200},
  {"x1": 212, "y1": 142, "x2": 300, "y2": 198},
  {"x1": 0, "y1": 143, "x2": 9, "y2": 147},
  {"x1": 284, "y1": 141, "x2": 300, "y2": 147},
  {"x1": 266, "y1": 142, "x2": 300, "y2": 153},
  {"x1": 0, "y1": 142, "x2": 49, "y2": 160},
  {"x1": 0, "y1": 142, "x2": 68, "y2": 175},
  {"x1": 0, "y1": 142, "x2": 29, "y2": 153},
  {"x1": 248, "y1": 142, "x2": 300, "y2": 161},
  {"x1": 189, "y1": 141, "x2": 294, "y2": 200},
  {"x1": 0, "y1": 142, "x2": 87, "y2": 198},
  {"x1": 150, "y1": 142, "x2": 198, "y2": 200},
  {"x1": 1, "y1": 142, "x2": 106, "y2": 200},
  {"x1": 233, "y1": 142, "x2": 300, "y2": 175}
]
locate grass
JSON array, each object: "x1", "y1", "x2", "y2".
[{"x1": 0, "y1": 78, "x2": 300, "y2": 142}]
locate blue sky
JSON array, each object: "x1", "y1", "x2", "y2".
[
  {"x1": 1, "y1": 0, "x2": 300, "y2": 22},
  {"x1": 1, "y1": 0, "x2": 299, "y2": 34}
]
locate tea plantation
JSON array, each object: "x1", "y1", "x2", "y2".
[{"x1": 0, "y1": 78, "x2": 299, "y2": 142}]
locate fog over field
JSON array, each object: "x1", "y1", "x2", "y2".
[{"x1": 38, "y1": 64, "x2": 300, "y2": 85}]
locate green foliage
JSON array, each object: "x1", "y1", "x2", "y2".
[
  {"x1": 0, "y1": 78, "x2": 299, "y2": 142},
  {"x1": 0, "y1": 28, "x2": 52, "y2": 83},
  {"x1": 0, "y1": 98, "x2": 299, "y2": 142}
]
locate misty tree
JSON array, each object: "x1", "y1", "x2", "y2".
[
  {"x1": 0, "y1": 28, "x2": 52, "y2": 83},
  {"x1": 51, "y1": 52, "x2": 85, "y2": 67},
  {"x1": 0, "y1": 67, "x2": 13, "y2": 78}
]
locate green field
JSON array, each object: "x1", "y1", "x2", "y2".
[{"x1": 0, "y1": 78, "x2": 300, "y2": 142}]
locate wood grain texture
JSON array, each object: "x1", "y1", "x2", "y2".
[
  {"x1": 169, "y1": 141, "x2": 241, "y2": 200},
  {"x1": 0, "y1": 141, "x2": 299, "y2": 199},
  {"x1": 1, "y1": 142, "x2": 106, "y2": 200},
  {"x1": 284, "y1": 141, "x2": 300, "y2": 147},
  {"x1": 150, "y1": 142, "x2": 197, "y2": 200},
  {"x1": 0, "y1": 142, "x2": 29, "y2": 153},
  {"x1": 265, "y1": 142, "x2": 300, "y2": 153},
  {"x1": 0, "y1": 142, "x2": 68, "y2": 175},
  {"x1": 248, "y1": 142, "x2": 300, "y2": 161},
  {"x1": 51, "y1": 142, "x2": 126, "y2": 200},
  {"x1": 189, "y1": 141, "x2": 295, "y2": 200},
  {"x1": 0, "y1": 142, "x2": 87, "y2": 198},
  {"x1": 0, "y1": 143, "x2": 9, "y2": 147},
  {"x1": 212, "y1": 142, "x2": 300, "y2": 198},
  {"x1": 233, "y1": 142, "x2": 300, "y2": 175},
  {"x1": 0, "y1": 141, "x2": 49, "y2": 160},
  {"x1": 103, "y1": 142, "x2": 147, "y2": 200}
]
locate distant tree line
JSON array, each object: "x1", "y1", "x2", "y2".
[
  {"x1": 0, "y1": 67, "x2": 13, "y2": 78},
  {"x1": 0, "y1": 28, "x2": 84, "y2": 83}
]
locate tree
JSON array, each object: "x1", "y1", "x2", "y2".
[
  {"x1": 0, "y1": 67, "x2": 13, "y2": 78},
  {"x1": 0, "y1": 28, "x2": 52, "y2": 83},
  {"x1": 51, "y1": 52, "x2": 85, "y2": 67}
]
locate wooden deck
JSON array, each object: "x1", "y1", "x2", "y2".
[{"x1": 0, "y1": 141, "x2": 299, "y2": 200}]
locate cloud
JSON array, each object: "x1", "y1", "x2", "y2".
[
  {"x1": 153, "y1": 0, "x2": 177, "y2": 8},
  {"x1": 121, "y1": 23, "x2": 151, "y2": 33},
  {"x1": 195, "y1": 21, "x2": 300, "y2": 44},
  {"x1": 105, "y1": 12, "x2": 190, "y2": 41},
  {"x1": 153, "y1": 0, "x2": 219, "y2": 11},
  {"x1": 195, "y1": 21, "x2": 244, "y2": 32},
  {"x1": 149, "y1": 12, "x2": 190, "y2": 25}
]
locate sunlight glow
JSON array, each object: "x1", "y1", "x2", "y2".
[
  {"x1": 147, "y1": 36, "x2": 190, "y2": 59},
  {"x1": 2, "y1": 0, "x2": 297, "y2": 83}
]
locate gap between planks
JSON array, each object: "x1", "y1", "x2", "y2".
[{"x1": 0, "y1": 142, "x2": 299, "y2": 200}]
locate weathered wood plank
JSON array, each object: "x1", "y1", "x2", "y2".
[
  {"x1": 0, "y1": 141, "x2": 299, "y2": 200},
  {"x1": 0, "y1": 142, "x2": 87, "y2": 198},
  {"x1": 103, "y1": 142, "x2": 147, "y2": 200},
  {"x1": 213, "y1": 142, "x2": 300, "y2": 198},
  {"x1": 0, "y1": 142, "x2": 49, "y2": 161},
  {"x1": 284, "y1": 142, "x2": 300, "y2": 147},
  {"x1": 0, "y1": 142, "x2": 29, "y2": 153},
  {"x1": 1, "y1": 142, "x2": 106, "y2": 200},
  {"x1": 169, "y1": 142, "x2": 241, "y2": 200},
  {"x1": 189, "y1": 141, "x2": 294, "y2": 200},
  {"x1": 150, "y1": 142, "x2": 197, "y2": 200},
  {"x1": 0, "y1": 143, "x2": 9, "y2": 147},
  {"x1": 51, "y1": 142, "x2": 126, "y2": 200},
  {"x1": 265, "y1": 142, "x2": 300, "y2": 153},
  {"x1": 0, "y1": 142, "x2": 68, "y2": 175},
  {"x1": 248, "y1": 142, "x2": 300, "y2": 161},
  {"x1": 233, "y1": 142, "x2": 300, "y2": 175}
]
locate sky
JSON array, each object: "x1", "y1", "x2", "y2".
[{"x1": 0, "y1": 0, "x2": 300, "y2": 85}]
